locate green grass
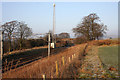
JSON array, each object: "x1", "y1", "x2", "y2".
[{"x1": 98, "y1": 45, "x2": 118, "y2": 69}]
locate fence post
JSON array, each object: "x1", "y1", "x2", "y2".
[
  {"x1": 74, "y1": 54, "x2": 76, "y2": 58},
  {"x1": 72, "y1": 55, "x2": 74, "y2": 60},
  {"x1": 62, "y1": 57, "x2": 65, "y2": 66},
  {"x1": 69, "y1": 57, "x2": 71, "y2": 62},
  {"x1": 55, "y1": 61, "x2": 58, "y2": 77},
  {"x1": 42, "y1": 74, "x2": 45, "y2": 80}
]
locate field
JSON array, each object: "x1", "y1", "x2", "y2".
[
  {"x1": 98, "y1": 45, "x2": 118, "y2": 69},
  {"x1": 97, "y1": 45, "x2": 119, "y2": 78}
]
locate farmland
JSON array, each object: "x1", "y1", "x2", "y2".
[
  {"x1": 98, "y1": 45, "x2": 119, "y2": 78},
  {"x1": 98, "y1": 45, "x2": 118, "y2": 69}
]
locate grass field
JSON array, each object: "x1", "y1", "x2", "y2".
[{"x1": 98, "y1": 45, "x2": 118, "y2": 69}]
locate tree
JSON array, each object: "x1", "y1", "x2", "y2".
[
  {"x1": 73, "y1": 13, "x2": 107, "y2": 41},
  {"x1": 58, "y1": 32, "x2": 70, "y2": 39},
  {"x1": 2, "y1": 20, "x2": 19, "y2": 52},
  {"x1": 16, "y1": 22, "x2": 32, "y2": 49}
]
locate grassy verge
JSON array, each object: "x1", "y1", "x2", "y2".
[
  {"x1": 98, "y1": 45, "x2": 119, "y2": 78},
  {"x1": 98, "y1": 45, "x2": 118, "y2": 69}
]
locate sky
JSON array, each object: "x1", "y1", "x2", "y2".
[{"x1": 1, "y1": 2, "x2": 118, "y2": 38}]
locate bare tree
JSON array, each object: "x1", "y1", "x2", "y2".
[
  {"x1": 17, "y1": 22, "x2": 32, "y2": 49},
  {"x1": 73, "y1": 13, "x2": 107, "y2": 41},
  {"x1": 2, "y1": 21, "x2": 19, "y2": 52}
]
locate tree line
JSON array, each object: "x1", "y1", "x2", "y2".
[
  {"x1": 1, "y1": 20, "x2": 71, "y2": 53},
  {"x1": 1, "y1": 13, "x2": 107, "y2": 53},
  {"x1": 1, "y1": 21, "x2": 33, "y2": 52}
]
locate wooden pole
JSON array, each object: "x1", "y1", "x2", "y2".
[
  {"x1": 48, "y1": 33, "x2": 50, "y2": 57},
  {"x1": 62, "y1": 57, "x2": 65, "y2": 66},
  {"x1": 55, "y1": 61, "x2": 58, "y2": 77},
  {"x1": 69, "y1": 57, "x2": 71, "y2": 62},
  {"x1": 72, "y1": 55, "x2": 74, "y2": 60},
  {"x1": 74, "y1": 54, "x2": 76, "y2": 58},
  {"x1": 1, "y1": 31, "x2": 3, "y2": 60}
]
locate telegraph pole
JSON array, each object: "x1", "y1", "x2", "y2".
[
  {"x1": 48, "y1": 32, "x2": 51, "y2": 57},
  {"x1": 1, "y1": 31, "x2": 3, "y2": 60}
]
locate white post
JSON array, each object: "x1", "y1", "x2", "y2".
[
  {"x1": 42, "y1": 74, "x2": 45, "y2": 80},
  {"x1": 48, "y1": 33, "x2": 51, "y2": 57}
]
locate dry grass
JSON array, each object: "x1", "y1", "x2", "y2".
[
  {"x1": 2, "y1": 43, "x2": 87, "y2": 78},
  {"x1": 88, "y1": 39, "x2": 119, "y2": 46}
]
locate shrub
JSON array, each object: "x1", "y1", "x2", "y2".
[
  {"x1": 74, "y1": 36, "x2": 87, "y2": 44},
  {"x1": 24, "y1": 39, "x2": 47, "y2": 48},
  {"x1": 92, "y1": 40, "x2": 114, "y2": 46},
  {"x1": 3, "y1": 39, "x2": 47, "y2": 54}
]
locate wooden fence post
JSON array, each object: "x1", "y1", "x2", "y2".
[
  {"x1": 55, "y1": 61, "x2": 58, "y2": 77},
  {"x1": 42, "y1": 74, "x2": 45, "y2": 80},
  {"x1": 72, "y1": 55, "x2": 74, "y2": 60},
  {"x1": 62, "y1": 57, "x2": 65, "y2": 66},
  {"x1": 74, "y1": 54, "x2": 76, "y2": 58},
  {"x1": 69, "y1": 57, "x2": 71, "y2": 62}
]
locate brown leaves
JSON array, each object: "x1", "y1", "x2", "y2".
[{"x1": 108, "y1": 67, "x2": 117, "y2": 71}]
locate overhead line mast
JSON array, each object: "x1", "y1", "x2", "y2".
[{"x1": 52, "y1": 3, "x2": 56, "y2": 48}]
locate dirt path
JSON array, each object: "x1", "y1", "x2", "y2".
[{"x1": 79, "y1": 46, "x2": 106, "y2": 78}]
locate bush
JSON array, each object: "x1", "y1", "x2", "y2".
[
  {"x1": 74, "y1": 36, "x2": 87, "y2": 44},
  {"x1": 98, "y1": 40, "x2": 111, "y2": 46},
  {"x1": 24, "y1": 39, "x2": 47, "y2": 48},
  {"x1": 3, "y1": 39, "x2": 47, "y2": 54},
  {"x1": 92, "y1": 39, "x2": 118, "y2": 46}
]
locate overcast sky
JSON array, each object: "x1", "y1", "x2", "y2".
[{"x1": 2, "y1": 2, "x2": 118, "y2": 38}]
